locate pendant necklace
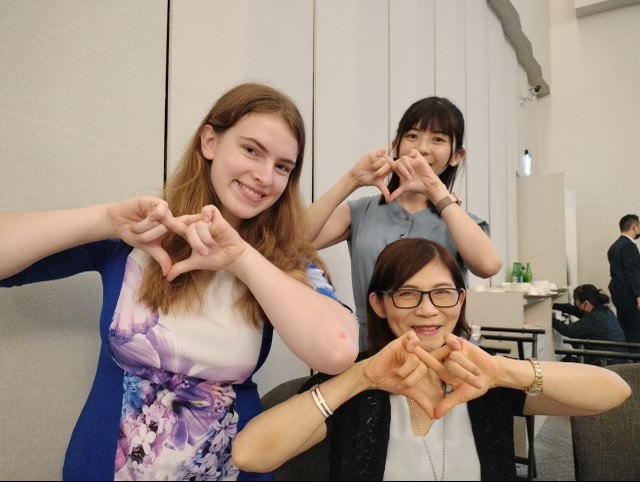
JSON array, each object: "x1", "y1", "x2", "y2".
[{"x1": 409, "y1": 399, "x2": 446, "y2": 481}]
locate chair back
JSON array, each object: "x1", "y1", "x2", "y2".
[
  {"x1": 570, "y1": 362, "x2": 640, "y2": 481},
  {"x1": 260, "y1": 376, "x2": 330, "y2": 481}
]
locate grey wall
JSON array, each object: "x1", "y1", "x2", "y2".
[
  {"x1": 0, "y1": 1, "x2": 167, "y2": 480},
  {"x1": 0, "y1": 1, "x2": 543, "y2": 479},
  {"x1": 536, "y1": 0, "x2": 640, "y2": 294}
]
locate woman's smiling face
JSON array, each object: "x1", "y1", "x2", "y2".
[
  {"x1": 201, "y1": 112, "x2": 298, "y2": 228},
  {"x1": 396, "y1": 127, "x2": 461, "y2": 176},
  {"x1": 369, "y1": 257, "x2": 465, "y2": 352}
]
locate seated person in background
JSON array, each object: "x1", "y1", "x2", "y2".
[
  {"x1": 553, "y1": 284, "x2": 627, "y2": 365},
  {"x1": 232, "y1": 239, "x2": 631, "y2": 481}
]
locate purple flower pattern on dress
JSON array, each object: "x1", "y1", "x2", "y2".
[
  {"x1": 110, "y1": 257, "x2": 159, "y2": 345},
  {"x1": 114, "y1": 372, "x2": 239, "y2": 481},
  {"x1": 108, "y1": 254, "x2": 346, "y2": 480},
  {"x1": 110, "y1": 256, "x2": 241, "y2": 480}
]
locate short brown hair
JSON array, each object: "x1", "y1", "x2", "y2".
[{"x1": 365, "y1": 238, "x2": 470, "y2": 355}]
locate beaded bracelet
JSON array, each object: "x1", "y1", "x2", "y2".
[
  {"x1": 525, "y1": 358, "x2": 543, "y2": 396},
  {"x1": 310, "y1": 384, "x2": 334, "y2": 418}
]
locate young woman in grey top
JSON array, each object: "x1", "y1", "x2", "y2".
[{"x1": 306, "y1": 97, "x2": 502, "y2": 348}]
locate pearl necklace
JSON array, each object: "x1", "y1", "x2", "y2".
[{"x1": 409, "y1": 399, "x2": 447, "y2": 481}]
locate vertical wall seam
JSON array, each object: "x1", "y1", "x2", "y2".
[
  {"x1": 387, "y1": 0, "x2": 391, "y2": 143},
  {"x1": 163, "y1": 0, "x2": 171, "y2": 188},
  {"x1": 311, "y1": 0, "x2": 317, "y2": 202},
  {"x1": 433, "y1": 0, "x2": 437, "y2": 93}
]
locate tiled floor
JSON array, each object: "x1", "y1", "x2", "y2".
[{"x1": 517, "y1": 416, "x2": 575, "y2": 481}]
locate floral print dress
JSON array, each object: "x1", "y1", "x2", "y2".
[
  {"x1": 1, "y1": 240, "x2": 342, "y2": 481},
  {"x1": 109, "y1": 250, "x2": 263, "y2": 481}
]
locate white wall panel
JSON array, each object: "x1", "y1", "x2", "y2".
[
  {"x1": 313, "y1": 0, "x2": 389, "y2": 320},
  {"x1": 168, "y1": 0, "x2": 314, "y2": 204},
  {"x1": 464, "y1": 1, "x2": 492, "y2": 288},
  {"x1": 518, "y1": 173, "x2": 568, "y2": 287},
  {"x1": 435, "y1": 0, "x2": 468, "y2": 209},
  {"x1": 389, "y1": 0, "x2": 436, "y2": 138},
  {"x1": 168, "y1": 0, "x2": 315, "y2": 395},
  {"x1": 0, "y1": 3, "x2": 544, "y2": 477},
  {"x1": 0, "y1": 1, "x2": 167, "y2": 479},
  {"x1": 434, "y1": 0, "x2": 467, "y2": 107},
  {"x1": 487, "y1": 9, "x2": 510, "y2": 285},
  {"x1": 505, "y1": 45, "x2": 521, "y2": 280},
  {"x1": 543, "y1": 1, "x2": 640, "y2": 293}
]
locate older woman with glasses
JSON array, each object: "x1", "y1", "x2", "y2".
[{"x1": 232, "y1": 238, "x2": 631, "y2": 481}]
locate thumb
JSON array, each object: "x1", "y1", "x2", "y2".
[
  {"x1": 408, "y1": 393, "x2": 436, "y2": 419},
  {"x1": 376, "y1": 181, "x2": 392, "y2": 204},
  {"x1": 146, "y1": 246, "x2": 172, "y2": 277},
  {"x1": 434, "y1": 391, "x2": 464, "y2": 420},
  {"x1": 388, "y1": 183, "x2": 409, "y2": 203},
  {"x1": 166, "y1": 258, "x2": 199, "y2": 282}
]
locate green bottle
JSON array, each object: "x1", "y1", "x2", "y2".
[
  {"x1": 523, "y1": 262, "x2": 533, "y2": 283},
  {"x1": 511, "y1": 262, "x2": 523, "y2": 283}
]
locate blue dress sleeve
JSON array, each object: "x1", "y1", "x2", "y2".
[
  {"x1": 0, "y1": 239, "x2": 125, "y2": 287},
  {"x1": 305, "y1": 262, "x2": 342, "y2": 302},
  {"x1": 306, "y1": 262, "x2": 356, "y2": 319}
]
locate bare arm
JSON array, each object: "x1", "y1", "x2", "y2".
[
  {"x1": 439, "y1": 202, "x2": 502, "y2": 277},
  {"x1": 232, "y1": 332, "x2": 453, "y2": 473},
  {"x1": 518, "y1": 359, "x2": 632, "y2": 416},
  {"x1": 0, "y1": 204, "x2": 119, "y2": 279},
  {"x1": 232, "y1": 364, "x2": 365, "y2": 473},
  {"x1": 391, "y1": 150, "x2": 502, "y2": 277},
  {"x1": 229, "y1": 245, "x2": 359, "y2": 373},
  {"x1": 425, "y1": 339, "x2": 631, "y2": 418},
  {"x1": 306, "y1": 149, "x2": 391, "y2": 249},
  {"x1": 307, "y1": 194, "x2": 352, "y2": 250},
  {"x1": 164, "y1": 206, "x2": 359, "y2": 374},
  {"x1": 0, "y1": 197, "x2": 178, "y2": 280}
]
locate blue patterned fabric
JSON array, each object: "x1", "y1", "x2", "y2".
[{"x1": 1, "y1": 241, "x2": 339, "y2": 481}]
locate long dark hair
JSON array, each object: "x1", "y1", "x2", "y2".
[
  {"x1": 573, "y1": 284, "x2": 610, "y2": 310},
  {"x1": 382, "y1": 96, "x2": 465, "y2": 206},
  {"x1": 365, "y1": 238, "x2": 470, "y2": 355}
]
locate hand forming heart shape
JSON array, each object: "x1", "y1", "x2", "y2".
[
  {"x1": 387, "y1": 149, "x2": 445, "y2": 203},
  {"x1": 361, "y1": 331, "x2": 446, "y2": 418},
  {"x1": 109, "y1": 197, "x2": 248, "y2": 281},
  {"x1": 363, "y1": 330, "x2": 496, "y2": 420},
  {"x1": 352, "y1": 148, "x2": 447, "y2": 205},
  {"x1": 410, "y1": 334, "x2": 507, "y2": 419}
]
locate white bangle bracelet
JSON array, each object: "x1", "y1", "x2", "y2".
[{"x1": 310, "y1": 384, "x2": 334, "y2": 418}]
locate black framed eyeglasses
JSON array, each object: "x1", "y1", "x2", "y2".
[{"x1": 383, "y1": 288, "x2": 462, "y2": 309}]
